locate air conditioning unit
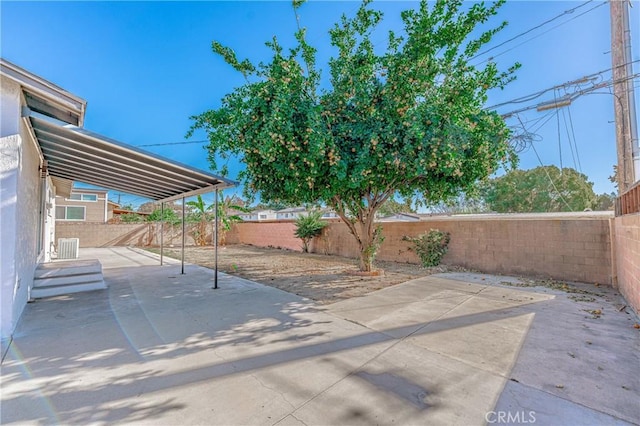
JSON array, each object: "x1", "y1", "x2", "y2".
[{"x1": 57, "y1": 238, "x2": 79, "y2": 259}]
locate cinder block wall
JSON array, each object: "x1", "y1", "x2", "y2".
[
  {"x1": 226, "y1": 221, "x2": 301, "y2": 251},
  {"x1": 55, "y1": 223, "x2": 200, "y2": 248},
  {"x1": 229, "y1": 216, "x2": 613, "y2": 285},
  {"x1": 613, "y1": 214, "x2": 640, "y2": 314},
  {"x1": 57, "y1": 215, "x2": 616, "y2": 287}
]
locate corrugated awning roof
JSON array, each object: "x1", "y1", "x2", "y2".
[{"x1": 27, "y1": 113, "x2": 235, "y2": 202}]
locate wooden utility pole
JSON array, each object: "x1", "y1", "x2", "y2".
[{"x1": 610, "y1": 0, "x2": 638, "y2": 192}]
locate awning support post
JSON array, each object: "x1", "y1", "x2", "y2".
[
  {"x1": 214, "y1": 189, "x2": 219, "y2": 289},
  {"x1": 181, "y1": 197, "x2": 185, "y2": 275},
  {"x1": 160, "y1": 202, "x2": 164, "y2": 266}
]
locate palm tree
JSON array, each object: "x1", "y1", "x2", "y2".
[
  {"x1": 186, "y1": 195, "x2": 211, "y2": 246},
  {"x1": 216, "y1": 195, "x2": 251, "y2": 245},
  {"x1": 186, "y1": 194, "x2": 250, "y2": 246}
]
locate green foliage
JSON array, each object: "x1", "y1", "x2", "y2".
[
  {"x1": 146, "y1": 208, "x2": 181, "y2": 225},
  {"x1": 403, "y1": 229, "x2": 451, "y2": 267},
  {"x1": 184, "y1": 194, "x2": 251, "y2": 245},
  {"x1": 189, "y1": 0, "x2": 517, "y2": 270},
  {"x1": 186, "y1": 195, "x2": 212, "y2": 223},
  {"x1": 483, "y1": 166, "x2": 597, "y2": 213},
  {"x1": 217, "y1": 195, "x2": 251, "y2": 244},
  {"x1": 362, "y1": 225, "x2": 385, "y2": 269},
  {"x1": 253, "y1": 201, "x2": 295, "y2": 211},
  {"x1": 378, "y1": 198, "x2": 416, "y2": 217},
  {"x1": 609, "y1": 165, "x2": 618, "y2": 191},
  {"x1": 294, "y1": 211, "x2": 328, "y2": 252},
  {"x1": 119, "y1": 213, "x2": 144, "y2": 223},
  {"x1": 428, "y1": 193, "x2": 488, "y2": 214},
  {"x1": 593, "y1": 192, "x2": 615, "y2": 211}
]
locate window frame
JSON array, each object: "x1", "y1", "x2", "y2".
[
  {"x1": 56, "y1": 205, "x2": 86, "y2": 221},
  {"x1": 67, "y1": 193, "x2": 98, "y2": 202}
]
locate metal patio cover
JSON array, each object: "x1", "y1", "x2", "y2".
[{"x1": 28, "y1": 114, "x2": 235, "y2": 202}]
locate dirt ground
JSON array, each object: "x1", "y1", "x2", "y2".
[{"x1": 151, "y1": 244, "x2": 464, "y2": 304}]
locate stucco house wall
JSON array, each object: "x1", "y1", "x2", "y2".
[{"x1": 1, "y1": 76, "x2": 56, "y2": 341}]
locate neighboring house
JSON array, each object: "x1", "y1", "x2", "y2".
[
  {"x1": 238, "y1": 209, "x2": 278, "y2": 221},
  {"x1": 55, "y1": 189, "x2": 109, "y2": 222},
  {"x1": 320, "y1": 209, "x2": 339, "y2": 219},
  {"x1": 256, "y1": 210, "x2": 277, "y2": 221},
  {"x1": 275, "y1": 207, "x2": 307, "y2": 220},
  {"x1": 377, "y1": 212, "x2": 421, "y2": 222},
  {"x1": 240, "y1": 207, "x2": 339, "y2": 222},
  {"x1": 107, "y1": 200, "x2": 119, "y2": 221},
  {"x1": 0, "y1": 58, "x2": 233, "y2": 346},
  {"x1": 238, "y1": 211, "x2": 259, "y2": 221}
]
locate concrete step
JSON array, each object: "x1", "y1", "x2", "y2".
[
  {"x1": 32, "y1": 259, "x2": 107, "y2": 299},
  {"x1": 34, "y1": 272, "x2": 104, "y2": 288},
  {"x1": 35, "y1": 259, "x2": 102, "y2": 279},
  {"x1": 31, "y1": 280, "x2": 107, "y2": 299}
]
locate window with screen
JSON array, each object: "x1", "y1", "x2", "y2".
[
  {"x1": 56, "y1": 206, "x2": 86, "y2": 220},
  {"x1": 68, "y1": 193, "x2": 98, "y2": 202}
]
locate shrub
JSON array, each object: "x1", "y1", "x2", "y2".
[
  {"x1": 294, "y1": 211, "x2": 328, "y2": 253},
  {"x1": 403, "y1": 229, "x2": 451, "y2": 267},
  {"x1": 119, "y1": 213, "x2": 144, "y2": 223}
]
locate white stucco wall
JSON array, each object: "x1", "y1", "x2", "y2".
[
  {"x1": 1, "y1": 134, "x2": 20, "y2": 340},
  {"x1": 1, "y1": 76, "x2": 20, "y2": 138},
  {"x1": 1, "y1": 77, "x2": 22, "y2": 339},
  {"x1": 0, "y1": 75, "x2": 49, "y2": 340}
]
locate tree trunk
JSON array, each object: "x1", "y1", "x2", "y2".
[
  {"x1": 330, "y1": 197, "x2": 385, "y2": 273},
  {"x1": 358, "y1": 237, "x2": 374, "y2": 272},
  {"x1": 356, "y1": 214, "x2": 377, "y2": 272}
]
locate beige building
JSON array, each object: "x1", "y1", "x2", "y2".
[{"x1": 55, "y1": 188, "x2": 109, "y2": 222}]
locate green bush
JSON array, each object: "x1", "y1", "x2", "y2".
[
  {"x1": 146, "y1": 208, "x2": 181, "y2": 225},
  {"x1": 119, "y1": 213, "x2": 144, "y2": 223},
  {"x1": 403, "y1": 229, "x2": 451, "y2": 267},
  {"x1": 294, "y1": 211, "x2": 328, "y2": 253}
]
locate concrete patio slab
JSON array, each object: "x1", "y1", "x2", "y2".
[{"x1": 1, "y1": 247, "x2": 638, "y2": 425}]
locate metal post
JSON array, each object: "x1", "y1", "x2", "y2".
[
  {"x1": 181, "y1": 197, "x2": 185, "y2": 275},
  {"x1": 214, "y1": 189, "x2": 219, "y2": 289},
  {"x1": 160, "y1": 202, "x2": 164, "y2": 266}
]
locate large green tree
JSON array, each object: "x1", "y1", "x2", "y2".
[
  {"x1": 483, "y1": 166, "x2": 597, "y2": 213},
  {"x1": 189, "y1": 0, "x2": 518, "y2": 271}
]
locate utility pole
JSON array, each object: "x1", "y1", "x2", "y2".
[{"x1": 610, "y1": 0, "x2": 638, "y2": 191}]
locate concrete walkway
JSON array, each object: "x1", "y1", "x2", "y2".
[{"x1": 1, "y1": 247, "x2": 638, "y2": 425}]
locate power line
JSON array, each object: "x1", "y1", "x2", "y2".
[
  {"x1": 486, "y1": 59, "x2": 640, "y2": 111},
  {"x1": 473, "y1": 1, "x2": 607, "y2": 66},
  {"x1": 138, "y1": 140, "x2": 207, "y2": 147},
  {"x1": 530, "y1": 143, "x2": 575, "y2": 212},
  {"x1": 497, "y1": 72, "x2": 640, "y2": 118},
  {"x1": 471, "y1": 0, "x2": 595, "y2": 61},
  {"x1": 565, "y1": 104, "x2": 583, "y2": 172},
  {"x1": 530, "y1": 111, "x2": 557, "y2": 135}
]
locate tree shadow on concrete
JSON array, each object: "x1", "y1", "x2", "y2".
[{"x1": 2, "y1": 301, "x2": 532, "y2": 424}]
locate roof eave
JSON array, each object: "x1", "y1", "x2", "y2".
[{"x1": 1, "y1": 58, "x2": 86, "y2": 126}]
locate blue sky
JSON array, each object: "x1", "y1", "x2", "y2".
[{"x1": 2, "y1": 1, "x2": 638, "y2": 208}]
